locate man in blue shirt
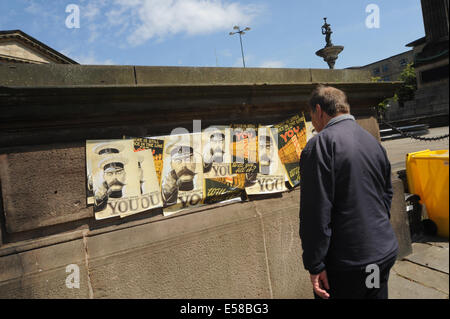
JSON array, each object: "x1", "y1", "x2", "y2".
[{"x1": 299, "y1": 85, "x2": 398, "y2": 299}]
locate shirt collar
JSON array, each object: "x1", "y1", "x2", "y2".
[{"x1": 324, "y1": 113, "x2": 355, "y2": 130}]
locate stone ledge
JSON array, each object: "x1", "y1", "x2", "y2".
[
  {"x1": 0, "y1": 64, "x2": 135, "y2": 86},
  {"x1": 0, "y1": 238, "x2": 85, "y2": 282},
  {"x1": 0, "y1": 264, "x2": 91, "y2": 299},
  {"x1": 1, "y1": 64, "x2": 376, "y2": 87},
  {"x1": 0, "y1": 188, "x2": 296, "y2": 254}
]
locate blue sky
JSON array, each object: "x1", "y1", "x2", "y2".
[{"x1": 0, "y1": 0, "x2": 425, "y2": 68}]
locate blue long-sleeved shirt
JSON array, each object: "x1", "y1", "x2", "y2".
[{"x1": 299, "y1": 116, "x2": 398, "y2": 274}]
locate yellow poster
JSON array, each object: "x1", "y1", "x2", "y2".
[
  {"x1": 202, "y1": 125, "x2": 245, "y2": 204},
  {"x1": 132, "y1": 137, "x2": 165, "y2": 185},
  {"x1": 245, "y1": 126, "x2": 288, "y2": 195},
  {"x1": 272, "y1": 114, "x2": 308, "y2": 187},
  {"x1": 229, "y1": 124, "x2": 259, "y2": 192}
]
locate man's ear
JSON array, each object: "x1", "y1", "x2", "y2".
[{"x1": 315, "y1": 104, "x2": 322, "y2": 116}]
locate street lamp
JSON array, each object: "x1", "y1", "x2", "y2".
[{"x1": 229, "y1": 25, "x2": 251, "y2": 68}]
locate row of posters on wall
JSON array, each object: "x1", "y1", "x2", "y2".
[{"x1": 86, "y1": 114, "x2": 311, "y2": 220}]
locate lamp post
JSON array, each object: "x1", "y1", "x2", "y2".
[{"x1": 229, "y1": 25, "x2": 250, "y2": 68}]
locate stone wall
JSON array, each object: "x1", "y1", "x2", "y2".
[
  {"x1": 0, "y1": 165, "x2": 410, "y2": 299},
  {"x1": 0, "y1": 65, "x2": 410, "y2": 298},
  {"x1": 384, "y1": 64, "x2": 449, "y2": 125}
]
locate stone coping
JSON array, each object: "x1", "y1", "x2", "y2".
[{"x1": 0, "y1": 64, "x2": 387, "y2": 87}]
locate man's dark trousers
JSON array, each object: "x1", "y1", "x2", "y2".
[{"x1": 313, "y1": 255, "x2": 397, "y2": 299}]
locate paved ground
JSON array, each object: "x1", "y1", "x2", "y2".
[
  {"x1": 382, "y1": 127, "x2": 449, "y2": 299},
  {"x1": 389, "y1": 238, "x2": 449, "y2": 299},
  {"x1": 382, "y1": 126, "x2": 449, "y2": 172}
]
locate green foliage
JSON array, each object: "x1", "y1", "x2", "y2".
[
  {"x1": 376, "y1": 98, "x2": 390, "y2": 120},
  {"x1": 371, "y1": 76, "x2": 381, "y2": 82},
  {"x1": 393, "y1": 93, "x2": 399, "y2": 102},
  {"x1": 374, "y1": 63, "x2": 417, "y2": 119},
  {"x1": 396, "y1": 63, "x2": 417, "y2": 104},
  {"x1": 378, "y1": 98, "x2": 390, "y2": 111}
]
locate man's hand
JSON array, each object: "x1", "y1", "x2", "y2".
[
  {"x1": 310, "y1": 270, "x2": 330, "y2": 299},
  {"x1": 94, "y1": 182, "x2": 112, "y2": 204},
  {"x1": 162, "y1": 171, "x2": 178, "y2": 194}
]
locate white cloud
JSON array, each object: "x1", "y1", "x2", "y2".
[
  {"x1": 232, "y1": 54, "x2": 253, "y2": 67},
  {"x1": 83, "y1": 1, "x2": 104, "y2": 21},
  {"x1": 259, "y1": 60, "x2": 285, "y2": 68},
  {"x1": 233, "y1": 57, "x2": 245, "y2": 67},
  {"x1": 87, "y1": 24, "x2": 101, "y2": 43},
  {"x1": 220, "y1": 49, "x2": 232, "y2": 57},
  {"x1": 105, "y1": 0, "x2": 263, "y2": 46},
  {"x1": 62, "y1": 47, "x2": 114, "y2": 65},
  {"x1": 24, "y1": 0, "x2": 60, "y2": 24},
  {"x1": 71, "y1": 52, "x2": 115, "y2": 65},
  {"x1": 24, "y1": 2, "x2": 40, "y2": 15}
]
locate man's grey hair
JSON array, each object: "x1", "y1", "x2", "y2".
[{"x1": 308, "y1": 85, "x2": 351, "y2": 116}]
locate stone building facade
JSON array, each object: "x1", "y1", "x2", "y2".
[
  {"x1": 0, "y1": 30, "x2": 77, "y2": 64},
  {"x1": 398, "y1": 0, "x2": 449, "y2": 125},
  {"x1": 350, "y1": 0, "x2": 449, "y2": 125},
  {"x1": 353, "y1": 50, "x2": 414, "y2": 82}
]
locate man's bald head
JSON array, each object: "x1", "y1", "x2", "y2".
[{"x1": 309, "y1": 85, "x2": 351, "y2": 117}]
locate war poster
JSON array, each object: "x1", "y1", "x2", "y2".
[
  {"x1": 305, "y1": 121, "x2": 317, "y2": 142},
  {"x1": 120, "y1": 146, "x2": 163, "y2": 219},
  {"x1": 201, "y1": 125, "x2": 245, "y2": 204},
  {"x1": 272, "y1": 114, "x2": 308, "y2": 187},
  {"x1": 132, "y1": 137, "x2": 165, "y2": 185},
  {"x1": 86, "y1": 156, "x2": 95, "y2": 206},
  {"x1": 86, "y1": 139, "x2": 162, "y2": 220},
  {"x1": 161, "y1": 132, "x2": 205, "y2": 216},
  {"x1": 245, "y1": 125, "x2": 288, "y2": 195},
  {"x1": 229, "y1": 124, "x2": 259, "y2": 191}
]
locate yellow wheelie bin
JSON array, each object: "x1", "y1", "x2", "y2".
[{"x1": 406, "y1": 149, "x2": 449, "y2": 238}]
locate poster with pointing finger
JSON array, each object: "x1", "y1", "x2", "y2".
[
  {"x1": 86, "y1": 139, "x2": 162, "y2": 220},
  {"x1": 160, "y1": 132, "x2": 205, "y2": 216}
]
